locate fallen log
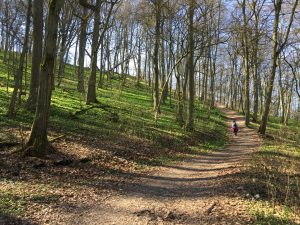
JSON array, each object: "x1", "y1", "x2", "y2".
[{"x1": 70, "y1": 104, "x2": 119, "y2": 122}]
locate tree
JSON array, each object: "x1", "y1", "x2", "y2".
[
  {"x1": 240, "y1": 0, "x2": 250, "y2": 126},
  {"x1": 153, "y1": 0, "x2": 161, "y2": 113},
  {"x1": 186, "y1": 0, "x2": 195, "y2": 130},
  {"x1": 24, "y1": 0, "x2": 63, "y2": 157},
  {"x1": 7, "y1": 0, "x2": 32, "y2": 117},
  {"x1": 57, "y1": 3, "x2": 77, "y2": 87},
  {"x1": 26, "y1": 0, "x2": 44, "y2": 110},
  {"x1": 81, "y1": 0, "x2": 119, "y2": 104},
  {"x1": 259, "y1": 0, "x2": 298, "y2": 135}
]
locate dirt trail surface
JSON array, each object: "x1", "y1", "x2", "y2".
[{"x1": 64, "y1": 105, "x2": 261, "y2": 225}]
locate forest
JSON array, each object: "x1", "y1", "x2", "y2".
[{"x1": 0, "y1": 0, "x2": 299, "y2": 224}]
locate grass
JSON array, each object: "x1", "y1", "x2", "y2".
[
  {"x1": 246, "y1": 116, "x2": 300, "y2": 224},
  {"x1": 247, "y1": 201, "x2": 299, "y2": 225},
  {"x1": 0, "y1": 49, "x2": 228, "y2": 158},
  {"x1": 0, "y1": 51, "x2": 228, "y2": 219},
  {"x1": 0, "y1": 180, "x2": 52, "y2": 217}
]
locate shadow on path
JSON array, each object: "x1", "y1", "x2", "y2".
[{"x1": 69, "y1": 104, "x2": 262, "y2": 225}]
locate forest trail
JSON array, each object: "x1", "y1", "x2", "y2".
[{"x1": 69, "y1": 105, "x2": 261, "y2": 225}]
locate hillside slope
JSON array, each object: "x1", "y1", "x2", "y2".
[{"x1": 0, "y1": 54, "x2": 228, "y2": 223}]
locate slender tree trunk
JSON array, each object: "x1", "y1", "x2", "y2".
[
  {"x1": 176, "y1": 72, "x2": 184, "y2": 126},
  {"x1": 252, "y1": 4, "x2": 260, "y2": 122},
  {"x1": 242, "y1": 0, "x2": 250, "y2": 126},
  {"x1": 86, "y1": 0, "x2": 100, "y2": 104},
  {"x1": 57, "y1": 11, "x2": 68, "y2": 87},
  {"x1": 77, "y1": 8, "x2": 88, "y2": 92},
  {"x1": 201, "y1": 55, "x2": 207, "y2": 102},
  {"x1": 99, "y1": 36, "x2": 105, "y2": 88},
  {"x1": 284, "y1": 85, "x2": 293, "y2": 125},
  {"x1": 144, "y1": 36, "x2": 148, "y2": 83},
  {"x1": 252, "y1": 61, "x2": 259, "y2": 122},
  {"x1": 7, "y1": 0, "x2": 32, "y2": 117},
  {"x1": 259, "y1": 2, "x2": 281, "y2": 134},
  {"x1": 137, "y1": 36, "x2": 141, "y2": 86},
  {"x1": 3, "y1": 3, "x2": 9, "y2": 63},
  {"x1": 73, "y1": 35, "x2": 79, "y2": 68},
  {"x1": 0, "y1": 20, "x2": 4, "y2": 50},
  {"x1": 186, "y1": 0, "x2": 195, "y2": 130},
  {"x1": 160, "y1": 20, "x2": 168, "y2": 104},
  {"x1": 278, "y1": 59, "x2": 285, "y2": 123},
  {"x1": 147, "y1": 37, "x2": 152, "y2": 87},
  {"x1": 153, "y1": 0, "x2": 161, "y2": 113},
  {"x1": 259, "y1": 0, "x2": 298, "y2": 134}
]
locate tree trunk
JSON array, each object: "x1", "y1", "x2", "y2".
[
  {"x1": 242, "y1": 0, "x2": 250, "y2": 127},
  {"x1": 259, "y1": 1, "x2": 281, "y2": 135},
  {"x1": 24, "y1": 0, "x2": 63, "y2": 157},
  {"x1": 7, "y1": 0, "x2": 32, "y2": 117},
  {"x1": 284, "y1": 86, "x2": 293, "y2": 125},
  {"x1": 77, "y1": 7, "x2": 88, "y2": 92},
  {"x1": 259, "y1": 0, "x2": 298, "y2": 134},
  {"x1": 160, "y1": 20, "x2": 167, "y2": 104},
  {"x1": 147, "y1": 37, "x2": 152, "y2": 87},
  {"x1": 57, "y1": 29, "x2": 67, "y2": 87},
  {"x1": 252, "y1": 3, "x2": 260, "y2": 122},
  {"x1": 153, "y1": 0, "x2": 161, "y2": 113},
  {"x1": 86, "y1": 0, "x2": 100, "y2": 104},
  {"x1": 186, "y1": 0, "x2": 195, "y2": 130},
  {"x1": 278, "y1": 59, "x2": 285, "y2": 123},
  {"x1": 176, "y1": 72, "x2": 184, "y2": 126},
  {"x1": 137, "y1": 36, "x2": 141, "y2": 86}
]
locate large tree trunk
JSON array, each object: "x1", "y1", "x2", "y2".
[
  {"x1": 186, "y1": 0, "x2": 195, "y2": 130},
  {"x1": 7, "y1": 0, "x2": 32, "y2": 117},
  {"x1": 24, "y1": 0, "x2": 63, "y2": 157}
]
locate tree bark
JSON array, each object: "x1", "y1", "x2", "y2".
[
  {"x1": 186, "y1": 0, "x2": 195, "y2": 130},
  {"x1": 86, "y1": 0, "x2": 101, "y2": 104},
  {"x1": 259, "y1": 0, "x2": 298, "y2": 134},
  {"x1": 77, "y1": 7, "x2": 88, "y2": 92},
  {"x1": 153, "y1": 0, "x2": 161, "y2": 113},
  {"x1": 24, "y1": 0, "x2": 63, "y2": 157},
  {"x1": 241, "y1": 0, "x2": 250, "y2": 126}
]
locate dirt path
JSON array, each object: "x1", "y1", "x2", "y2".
[{"x1": 69, "y1": 105, "x2": 261, "y2": 225}]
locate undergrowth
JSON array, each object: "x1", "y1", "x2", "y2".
[{"x1": 246, "y1": 117, "x2": 300, "y2": 224}]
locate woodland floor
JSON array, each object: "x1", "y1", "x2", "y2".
[
  {"x1": 4, "y1": 105, "x2": 260, "y2": 225},
  {"x1": 68, "y1": 105, "x2": 260, "y2": 225},
  {"x1": 0, "y1": 105, "x2": 269, "y2": 225}
]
